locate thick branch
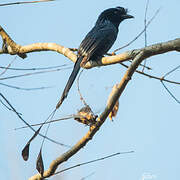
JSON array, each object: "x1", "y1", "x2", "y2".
[
  {"x1": 0, "y1": 26, "x2": 27, "y2": 58},
  {"x1": 0, "y1": 26, "x2": 179, "y2": 68}
]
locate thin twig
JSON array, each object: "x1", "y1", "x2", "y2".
[
  {"x1": 0, "y1": 98, "x2": 21, "y2": 113},
  {"x1": 142, "y1": 0, "x2": 150, "y2": 72},
  {"x1": 160, "y1": 64, "x2": 180, "y2": 104},
  {"x1": 54, "y1": 151, "x2": 134, "y2": 175},
  {"x1": 161, "y1": 81, "x2": 180, "y2": 104},
  {"x1": 15, "y1": 115, "x2": 74, "y2": 130},
  {"x1": 129, "y1": 60, "x2": 152, "y2": 70},
  {"x1": 120, "y1": 62, "x2": 180, "y2": 85},
  {"x1": 80, "y1": 172, "x2": 95, "y2": 180},
  {"x1": 0, "y1": 0, "x2": 54, "y2": 6},
  {"x1": 0, "y1": 56, "x2": 16, "y2": 76},
  {"x1": 163, "y1": 65, "x2": 180, "y2": 78},
  {"x1": 121, "y1": 62, "x2": 180, "y2": 103},
  {"x1": 0, "y1": 66, "x2": 72, "y2": 81},
  {"x1": 0, "y1": 64, "x2": 68, "y2": 71},
  {"x1": 0, "y1": 82, "x2": 51, "y2": 91},
  {"x1": 0, "y1": 93, "x2": 70, "y2": 147},
  {"x1": 77, "y1": 70, "x2": 88, "y2": 107}
]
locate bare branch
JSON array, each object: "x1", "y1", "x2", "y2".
[
  {"x1": 142, "y1": 0, "x2": 150, "y2": 72},
  {"x1": 0, "y1": 93, "x2": 70, "y2": 147},
  {"x1": 0, "y1": 26, "x2": 27, "y2": 58},
  {"x1": 0, "y1": 0, "x2": 54, "y2": 7},
  {"x1": 54, "y1": 151, "x2": 134, "y2": 176},
  {"x1": 120, "y1": 63, "x2": 180, "y2": 85},
  {"x1": 0, "y1": 82, "x2": 51, "y2": 91},
  {"x1": 80, "y1": 172, "x2": 95, "y2": 180},
  {"x1": 0, "y1": 64, "x2": 68, "y2": 71},
  {"x1": 161, "y1": 81, "x2": 180, "y2": 104},
  {"x1": 160, "y1": 65, "x2": 180, "y2": 104},
  {"x1": 0, "y1": 66, "x2": 71, "y2": 81},
  {"x1": 0, "y1": 56, "x2": 16, "y2": 76},
  {"x1": 113, "y1": 8, "x2": 161, "y2": 53},
  {"x1": 163, "y1": 65, "x2": 180, "y2": 78},
  {"x1": 77, "y1": 70, "x2": 89, "y2": 107},
  {"x1": 0, "y1": 25, "x2": 179, "y2": 68}
]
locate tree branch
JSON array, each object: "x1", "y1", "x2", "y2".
[
  {"x1": 120, "y1": 62, "x2": 180, "y2": 85},
  {"x1": 0, "y1": 26, "x2": 179, "y2": 69},
  {"x1": 28, "y1": 36, "x2": 180, "y2": 180}
]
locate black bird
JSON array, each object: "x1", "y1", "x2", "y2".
[{"x1": 56, "y1": 7, "x2": 134, "y2": 108}]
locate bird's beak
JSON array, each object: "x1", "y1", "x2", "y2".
[{"x1": 122, "y1": 14, "x2": 134, "y2": 19}]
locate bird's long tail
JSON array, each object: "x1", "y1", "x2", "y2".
[{"x1": 56, "y1": 57, "x2": 83, "y2": 109}]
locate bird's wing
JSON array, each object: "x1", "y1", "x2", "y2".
[{"x1": 78, "y1": 23, "x2": 118, "y2": 59}]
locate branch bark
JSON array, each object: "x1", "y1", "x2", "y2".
[{"x1": 0, "y1": 26, "x2": 180, "y2": 69}]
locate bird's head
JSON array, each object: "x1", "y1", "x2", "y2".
[{"x1": 96, "y1": 7, "x2": 134, "y2": 28}]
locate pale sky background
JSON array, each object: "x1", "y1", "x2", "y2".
[{"x1": 0, "y1": 0, "x2": 180, "y2": 180}]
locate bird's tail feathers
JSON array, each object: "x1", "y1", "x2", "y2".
[{"x1": 56, "y1": 57, "x2": 83, "y2": 109}]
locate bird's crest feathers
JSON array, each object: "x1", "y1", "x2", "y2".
[{"x1": 96, "y1": 7, "x2": 133, "y2": 28}]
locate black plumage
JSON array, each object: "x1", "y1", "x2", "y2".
[{"x1": 56, "y1": 7, "x2": 134, "y2": 108}]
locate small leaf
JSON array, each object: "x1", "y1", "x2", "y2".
[
  {"x1": 106, "y1": 84, "x2": 120, "y2": 121},
  {"x1": 36, "y1": 149, "x2": 44, "y2": 177},
  {"x1": 108, "y1": 100, "x2": 119, "y2": 121},
  {"x1": 22, "y1": 143, "x2": 30, "y2": 161}
]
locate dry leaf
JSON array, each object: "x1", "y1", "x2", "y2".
[
  {"x1": 74, "y1": 106, "x2": 97, "y2": 126},
  {"x1": 107, "y1": 84, "x2": 119, "y2": 121}
]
